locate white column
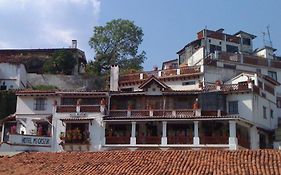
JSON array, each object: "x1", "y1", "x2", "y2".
[
  {"x1": 161, "y1": 121, "x2": 167, "y2": 145},
  {"x1": 193, "y1": 121, "x2": 200, "y2": 145},
  {"x1": 130, "y1": 122, "x2": 136, "y2": 145},
  {"x1": 1, "y1": 123, "x2": 5, "y2": 142},
  {"x1": 229, "y1": 121, "x2": 238, "y2": 150},
  {"x1": 250, "y1": 126, "x2": 260, "y2": 149}
]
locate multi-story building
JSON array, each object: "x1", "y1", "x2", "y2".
[{"x1": 1, "y1": 28, "x2": 281, "y2": 152}]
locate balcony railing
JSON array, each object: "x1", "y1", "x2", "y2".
[
  {"x1": 213, "y1": 51, "x2": 281, "y2": 69},
  {"x1": 109, "y1": 109, "x2": 195, "y2": 118},
  {"x1": 167, "y1": 136, "x2": 193, "y2": 144},
  {"x1": 57, "y1": 105, "x2": 100, "y2": 113},
  {"x1": 200, "y1": 135, "x2": 228, "y2": 144},
  {"x1": 118, "y1": 66, "x2": 201, "y2": 84},
  {"x1": 106, "y1": 136, "x2": 130, "y2": 144},
  {"x1": 137, "y1": 136, "x2": 161, "y2": 144}
]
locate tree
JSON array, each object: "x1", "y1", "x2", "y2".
[
  {"x1": 43, "y1": 50, "x2": 77, "y2": 75},
  {"x1": 89, "y1": 19, "x2": 146, "y2": 75}
]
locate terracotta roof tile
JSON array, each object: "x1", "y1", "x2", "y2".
[{"x1": 0, "y1": 150, "x2": 280, "y2": 175}]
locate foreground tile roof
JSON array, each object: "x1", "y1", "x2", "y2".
[{"x1": 0, "y1": 150, "x2": 280, "y2": 175}]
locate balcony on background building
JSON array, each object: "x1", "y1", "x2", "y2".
[{"x1": 56, "y1": 105, "x2": 101, "y2": 113}]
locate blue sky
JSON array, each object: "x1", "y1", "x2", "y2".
[{"x1": 0, "y1": 0, "x2": 280, "y2": 70}]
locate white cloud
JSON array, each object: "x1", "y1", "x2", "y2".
[{"x1": 0, "y1": 0, "x2": 101, "y2": 59}]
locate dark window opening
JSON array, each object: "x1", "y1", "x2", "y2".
[
  {"x1": 268, "y1": 71, "x2": 277, "y2": 81},
  {"x1": 243, "y1": 38, "x2": 251, "y2": 46},
  {"x1": 223, "y1": 64, "x2": 236, "y2": 69},
  {"x1": 263, "y1": 106, "x2": 267, "y2": 119},
  {"x1": 37, "y1": 122, "x2": 51, "y2": 136},
  {"x1": 228, "y1": 101, "x2": 238, "y2": 114},
  {"x1": 182, "y1": 81, "x2": 196, "y2": 86},
  {"x1": 210, "y1": 44, "x2": 222, "y2": 53},
  {"x1": 226, "y1": 45, "x2": 239, "y2": 53},
  {"x1": 121, "y1": 88, "x2": 134, "y2": 92}
]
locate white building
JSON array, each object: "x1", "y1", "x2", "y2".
[
  {"x1": 0, "y1": 90, "x2": 107, "y2": 152},
  {"x1": 1, "y1": 28, "x2": 281, "y2": 152}
]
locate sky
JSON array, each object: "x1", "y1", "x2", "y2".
[{"x1": 0, "y1": 0, "x2": 281, "y2": 70}]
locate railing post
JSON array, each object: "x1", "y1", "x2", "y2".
[
  {"x1": 172, "y1": 110, "x2": 176, "y2": 117},
  {"x1": 140, "y1": 73, "x2": 143, "y2": 80},
  {"x1": 127, "y1": 110, "x2": 131, "y2": 117},
  {"x1": 53, "y1": 100, "x2": 57, "y2": 113},
  {"x1": 161, "y1": 121, "x2": 167, "y2": 145},
  {"x1": 158, "y1": 71, "x2": 162, "y2": 77},
  {"x1": 229, "y1": 121, "x2": 238, "y2": 150},
  {"x1": 149, "y1": 110, "x2": 153, "y2": 117},
  {"x1": 176, "y1": 68, "x2": 180, "y2": 75},
  {"x1": 130, "y1": 122, "x2": 136, "y2": 145},
  {"x1": 193, "y1": 121, "x2": 200, "y2": 146},
  {"x1": 76, "y1": 99, "x2": 81, "y2": 113}
]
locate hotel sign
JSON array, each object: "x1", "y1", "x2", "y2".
[{"x1": 9, "y1": 134, "x2": 51, "y2": 147}]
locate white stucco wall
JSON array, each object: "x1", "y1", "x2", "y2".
[
  {"x1": 16, "y1": 96, "x2": 58, "y2": 115},
  {"x1": 0, "y1": 63, "x2": 27, "y2": 89},
  {"x1": 227, "y1": 93, "x2": 253, "y2": 121}
]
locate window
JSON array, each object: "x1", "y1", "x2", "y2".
[
  {"x1": 277, "y1": 97, "x2": 281, "y2": 108},
  {"x1": 268, "y1": 71, "x2": 277, "y2": 81},
  {"x1": 228, "y1": 101, "x2": 238, "y2": 114},
  {"x1": 182, "y1": 81, "x2": 196, "y2": 86},
  {"x1": 223, "y1": 64, "x2": 236, "y2": 69},
  {"x1": 263, "y1": 106, "x2": 267, "y2": 119},
  {"x1": 256, "y1": 68, "x2": 261, "y2": 74},
  {"x1": 210, "y1": 44, "x2": 222, "y2": 53},
  {"x1": 0, "y1": 82, "x2": 7, "y2": 90},
  {"x1": 242, "y1": 38, "x2": 251, "y2": 45},
  {"x1": 226, "y1": 45, "x2": 239, "y2": 53},
  {"x1": 121, "y1": 88, "x2": 134, "y2": 92},
  {"x1": 34, "y1": 98, "x2": 46, "y2": 110},
  {"x1": 270, "y1": 109, "x2": 274, "y2": 119}
]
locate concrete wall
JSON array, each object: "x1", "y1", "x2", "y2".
[
  {"x1": 27, "y1": 73, "x2": 104, "y2": 90},
  {"x1": 187, "y1": 47, "x2": 204, "y2": 66}
]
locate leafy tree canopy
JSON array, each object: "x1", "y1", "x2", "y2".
[
  {"x1": 88, "y1": 19, "x2": 146, "y2": 75},
  {"x1": 43, "y1": 50, "x2": 76, "y2": 75}
]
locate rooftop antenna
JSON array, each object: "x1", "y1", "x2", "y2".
[{"x1": 267, "y1": 25, "x2": 273, "y2": 48}]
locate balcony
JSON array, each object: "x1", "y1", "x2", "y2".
[
  {"x1": 57, "y1": 105, "x2": 100, "y2": 113},
  {"x1": 118, "y1": 66, "x2": 201, "y2": 85},
  {"x1": 109, "y1": 109, "x2": 195, "y2": 118},
  {"x1": 211, "y1": 51, "x2": 281, "y2": 69}
]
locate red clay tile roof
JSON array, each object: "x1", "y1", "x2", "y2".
[{"x1": 0, "y1": 150, "x2": 280, "y2": 175}]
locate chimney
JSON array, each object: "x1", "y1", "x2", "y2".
[
  {"x1": 72, "y1": 40, "x2": 77, "y2": 48},
  {"x1": 110, "y1": 65, "x2": 119, "y2": 91}
]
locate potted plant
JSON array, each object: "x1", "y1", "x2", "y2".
[
  {"x1": 66, "y1": 130, "x2": 72, "y2": 143},
  {"x1": 60, "y1": 132, "x2": 65, "y2": 141}
]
